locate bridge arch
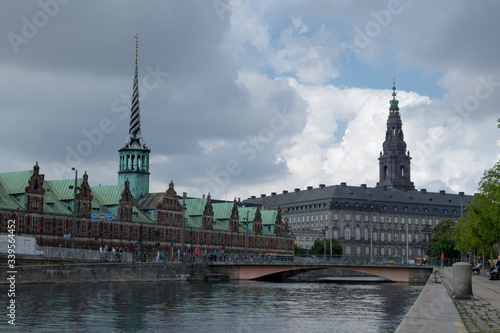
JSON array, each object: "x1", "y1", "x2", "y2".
[{"x1": 210, "y1": 264, "x2": 432, "y2": 283}]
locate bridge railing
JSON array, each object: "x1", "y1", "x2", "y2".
[
  {"x1": 205, "y1": 254, "x2": 440, "y2": 266},
  {"x1": 30, "y1": 246, "x2": 133, "y2": 263}
]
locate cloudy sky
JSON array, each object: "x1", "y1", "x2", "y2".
[{"x1": 1, "y1": 0, "x2": 499, "y2": 201}]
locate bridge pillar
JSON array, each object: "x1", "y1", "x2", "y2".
[{"x1": 453, "y1": 262, "x2": 472, "y2": 299}]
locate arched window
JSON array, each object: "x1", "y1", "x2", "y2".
[
  {"x1": 34, "y1": 180, "x2": 39, "y2": 190},
  {"x1": 355, "y1": 227, "x2": 360, "y2": 240},
  {"x1": 364, "y1": 227, "x2": 369, "y2": 241},
  {"x1": 384, "y1": 166, "x2": 388, "y2": 179},
  {"x1": 400, "y1": 165, "x2": 405, "y2": 178},
  {"x1": 344, "y1": 227, "x2": 351, "y2": 240}
]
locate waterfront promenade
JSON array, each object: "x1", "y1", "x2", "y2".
[{"x1": 396, "y1": 266, "x2": 500, "y2": 333}]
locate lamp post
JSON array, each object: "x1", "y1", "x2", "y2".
[
  {"x1": 181, "y1": 192, "x2": 186, "y2": 262},
  {"x1": 370, "y1": 228, "x2": 373, "y2": 264},
  {"x1": 406, "y1": 222, "x2": 409, "y2": 264},
  {"x1": 68, "y1": 168, "x2": 78, "y2": 250},
  {"x1": 244, "y1": 211, "x2": 250, "y2": 261},
  {"x1": 330, "y1": 225, "x2": 332, "y2": 261},
  {"x1": 322, "y1": 227, "x2": 328, "y2": 261},
  {"x1": 440, "y1": 231, "x2": 443, "y2": 268}
]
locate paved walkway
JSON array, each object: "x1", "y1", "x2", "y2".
[
  {"x1": 395, "y1": 269, "x2": 466, "y2": 333},
  {"x1": 396, "y1": 266, "x2": 500, "y2": 333},
  {"x1": 440, "y1": 266, "x2": 500, "y2": 333}
]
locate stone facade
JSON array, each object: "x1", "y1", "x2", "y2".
[{"x1": 244, "y1": 84, "x2": 472, "y2": 260}]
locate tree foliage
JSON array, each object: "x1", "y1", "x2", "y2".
[
  {"x1": 427, "y1": 219, "x2": 460, "y2": 259},
  {"x1": 294, "y1": 244, "x2": 307, "y2": 255},
  {"x1": 454, "y1": 160, "x2": 500, "y2": 256},
  {"x1": 309, "y1": 237, "x2": 343, "y2": 256}
]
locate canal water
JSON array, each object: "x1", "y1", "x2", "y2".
[{"x1": 0, "y1": 281, "x2": 422, "y2": 332}]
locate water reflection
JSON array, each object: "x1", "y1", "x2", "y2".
[{"x1": 0, "y1": 281, "x2": 421, "y2": 332}]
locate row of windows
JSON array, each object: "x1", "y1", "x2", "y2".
[
  {"x1": 343, "y1": 227, "x2": 430, "y2": 243},
  {"x1": 290, "y1": 213, "x2": 439, "y2": 226},
  {"x1": 288, "y1": 203, "x2": 327, "y2": 212},
  {"x1": 344, "y1": 246, "x2": 423, "y2": 257}
]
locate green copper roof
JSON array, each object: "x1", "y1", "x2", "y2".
[
  {"x1": 212, "y1": 202, "x2": 235, "y2": 220},
  {"x1": 390, "y1": 79, "x2": 399, "y2": 107},
  {"x1": 0, "y1": 170, "x2": 32, "y2": 194},
  {"x1": 91, "y1": 185, "x2": 124, "y2": 205},
  {"x1": 184, "y1": 198, "x2": 206, "y2": 216},
  {"x1": 45, "y1": 179, "x2": 83, "y2": 201},
  {"x1": 0, "y1": 182, "x2": 23, "y2": 210}
]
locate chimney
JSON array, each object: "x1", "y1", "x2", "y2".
[
  {"x1": 202, "y1": 194, "x2": 205, "y2": 199},
  {"x1": 271, "y1": 192, "x2": 276, "y2": 196},
  {"x1": 251, "y1": 196, "x2": 256, "y2": 199},
  {"x1": 307, "y1": 186, "x2": 313, "y2": 190},
  {"x1": 459, "y1": 191, "x2": 464, "y2": 196},
  {"x1": 261, "y1": 194, "x2": 266, "y2": 198},
  {"x1": 319, "y1": 184, "x2": 325, "y2": 189},
  {"x1": 421, "y1": 189, "x2": 427, "y2": 194},
  {"x1": 440, "y1": 190, "x2": 446, "y2": 195},
  {"x1": 282, "y1": 190, "x2": 288, "y2": 194},
  {"x1": 295, "y1": 188, "x2": 300, "y2": 193},
  {"x1": 361, "y1": 184, "x2": 367, "y2": 189},
  {"x1": 341, "y1": 182, "x2": 347, "y2": 187}
]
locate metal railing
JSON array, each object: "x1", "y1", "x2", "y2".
[{"x1": 34, "y1": 246, "x2": 133, "y2": 262}]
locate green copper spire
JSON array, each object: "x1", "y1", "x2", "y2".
[{"x1": 389, "y1": 79, "x2": 399, "y2": 112}]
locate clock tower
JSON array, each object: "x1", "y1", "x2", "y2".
[{"x1": 376, "y1": 81, "x2": 415, "y2": 190}]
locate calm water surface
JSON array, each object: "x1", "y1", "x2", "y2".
[{"x1": 0, "y1": 281, "x2": 422, "y2": 332}]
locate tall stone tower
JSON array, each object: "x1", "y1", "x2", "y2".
[
  {"x1": 118, "y1": 35, "x2": 150, "y2": 199},
  {"x1": 376, "y1": 81, "x2": 415, "y2": 190}
]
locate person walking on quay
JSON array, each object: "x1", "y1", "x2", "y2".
[{"x1": 489, "y1": 255, "x2": 500, "y2": 280}]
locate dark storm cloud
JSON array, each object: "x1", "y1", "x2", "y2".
[{"x1": 0, "y1": 0, "x2": 308, "y2": 194}]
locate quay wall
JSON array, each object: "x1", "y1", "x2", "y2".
[
  {"x1": 1, "y1": 262, "x2": 210, "y2": 284},
  {"x1": 0, "y1": 262, "x2": 433, "y2": 284}
]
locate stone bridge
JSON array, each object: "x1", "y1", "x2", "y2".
[{"x1": 209, "y1": 263, "x2": 433, "y2": 283}]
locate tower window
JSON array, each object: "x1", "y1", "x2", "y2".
[
  {"x1": 384, "y1": 166, "x2": 388, "y2": 179},
  {"x1": 400, "y1": 166, "x2": 405, "y2": 178}
]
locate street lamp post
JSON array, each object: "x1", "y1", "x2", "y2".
[
  {"x1": 406, "y1": 222, "x2": 409, "y2": 264},
  {"x1": 330, "y1": 226, "x2": 333, "y2": 261},
  {"x1": 68, "y1": 168, "x2": 78, "y2": 251},
  {"x1": 322, "y1": 227, "x2": 328, "y2": 260},
  {"x1": 181, "y1": 193, "x2": 186, "y2": 262},
  {"x1": 370, "y1": 228, "x2": 373, "y2": 264},
  {"x1": 244, "y1": 211, "x2": 250, "y2": 261}
]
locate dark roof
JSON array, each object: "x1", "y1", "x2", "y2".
[{"x1": 244, "y1": 184, "x2": 473, "y2": 209}]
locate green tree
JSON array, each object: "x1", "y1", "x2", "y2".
[
  {"x1": 454, "y1": 160, "x2": 500, "y2": 260},
  {"x1": 309, "y1": 237, "x2": 343, "y2": 256},
  {"x1": 294, "y1": 244, "x2": 308, "y2": 255},
  {"x1": 427, "y1": 219, "x2": 460, "y2": 259}
]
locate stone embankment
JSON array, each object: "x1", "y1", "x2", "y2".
[{"x1": 1, "y1": 262, "x2": 210, "y2": 284}]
